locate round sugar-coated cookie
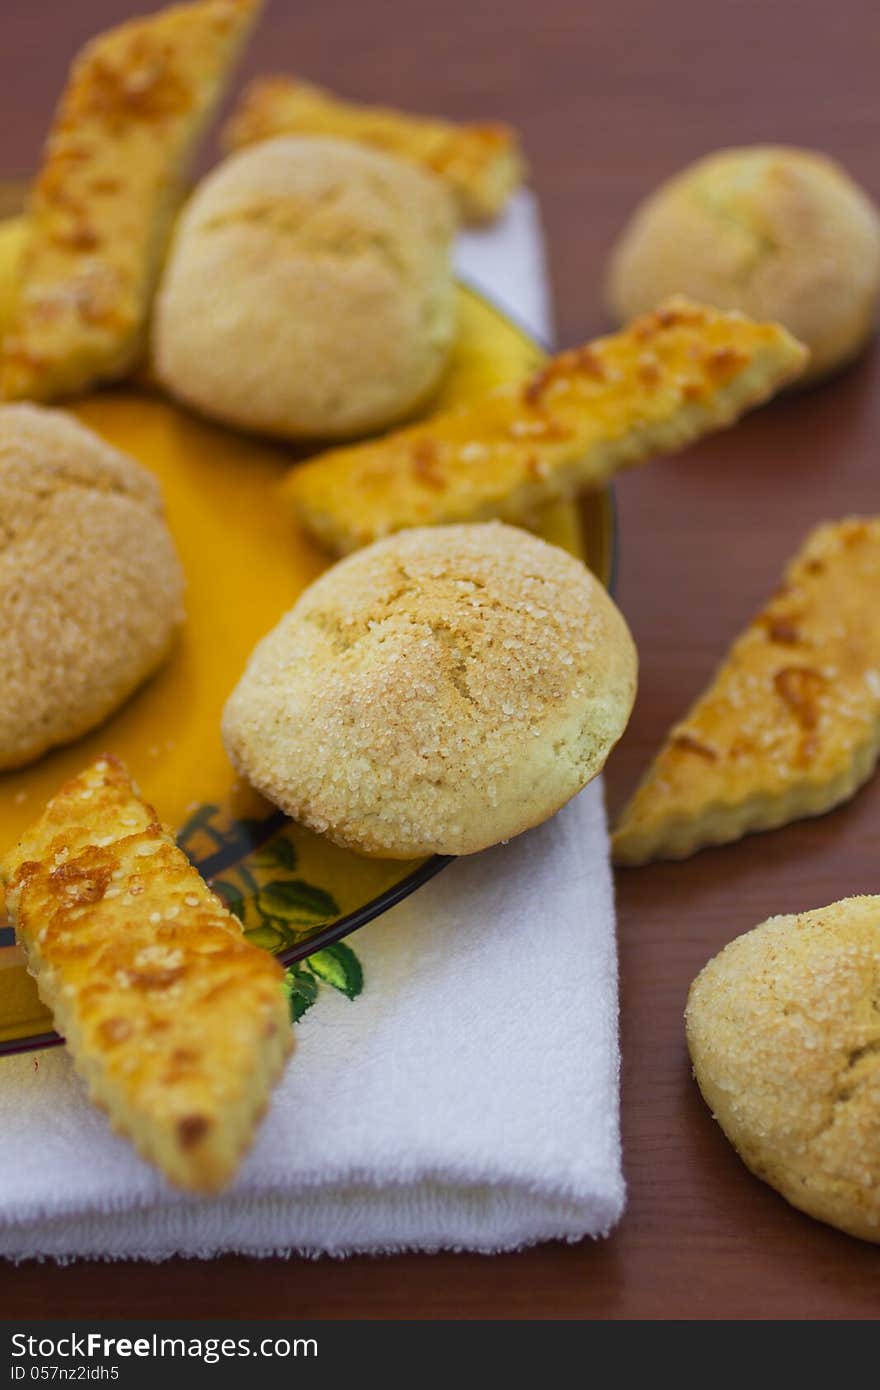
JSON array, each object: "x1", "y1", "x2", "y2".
[
  {"x1": 222, "y1": 522, "x2": 637, "y2": 858},
  {"x1": 607, "y1": 146, "x2": 880, "y2": 382},
  {"x1": 687, "y1": 895, "x2": 880, "y2": 1242},
  {"x1": 153, "y1": 136, "x2": 457, "y2": 439},
  {"x1": 0, "y1": 404, "x2": 184, "y2": 769}
]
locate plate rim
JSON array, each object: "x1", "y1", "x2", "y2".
[{"x1": 0, "y1": 274, "x2": 619, "y2": 1056}]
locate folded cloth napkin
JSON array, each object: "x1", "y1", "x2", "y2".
[{"x1": 0, "y1": 192, "x2": 625, "y2": 1262}]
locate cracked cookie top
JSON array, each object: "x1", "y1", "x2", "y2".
[
  {"x1": 0, "y1": 403, "x2": 184, "y2": 769},
  {"x1": 152, "y1": 134, "x2": 457, "y2": 439},
  {"x1": 607, "y1": 145, "x2": 880, "y2": 382},
  {"x1": 221, "y1": 521, "x2": 637, "y2": 857},
  {"x1": 687, "y1": 894, "x2": 880, "y2": 1243}
]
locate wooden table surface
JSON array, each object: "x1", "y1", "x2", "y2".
[{"x1": 3, "y1": 0, "x2": 879, "y2": 1320}]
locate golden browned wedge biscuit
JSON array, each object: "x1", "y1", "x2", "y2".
[
  {"x1": 613, "y1": 518, "x2": 880, "y2": 865},
  {"x1": 283, "y1": 297, "x2": 807, "y2": 555},
  {"x1": 1, "y1": 756, "x2": 293, "y2": 1192},
  {"x1": 686, "y1": 896, "x2": 880, "y2": 1243},
  {"x1": 223, "y1": 522, "x2": 637, "y2": 859},
  {"x1": 0, "y1": 0, "x2": 261, "y2": 404},
  {"x1": 223, "y1": 75, "x2": 524, "y2": 224}
]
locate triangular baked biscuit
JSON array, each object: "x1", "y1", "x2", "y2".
[
  {"x1": 2, "y1": 755, "x2": 292, "y2": 1191},
  {"x1": 1, "y1": 0, "x2": 261, "y2": 403},
  {"x1": 283, "y1": 297, "x2": 808, "y2": 555},
  {"x1": 613, "y1": 518, "x2": 880, "y2": 865}
]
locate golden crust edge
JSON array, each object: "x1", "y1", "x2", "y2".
[{"x1": 612, "y1": 724, "x2": 880, "y2": 866}]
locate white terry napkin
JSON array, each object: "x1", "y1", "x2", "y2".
[{"x1": 0, "y1": 192, "x2": 625, "y2": 1261}]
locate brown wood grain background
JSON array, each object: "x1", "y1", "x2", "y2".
[{"x1": 2, "y1": 0, "x2": 880, "y2": 1320}]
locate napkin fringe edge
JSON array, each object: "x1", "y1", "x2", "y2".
[{"x1": 0, "y1": 1220, "x2": 623, "y2": 1266}]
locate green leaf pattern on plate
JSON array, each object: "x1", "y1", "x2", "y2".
[
  {"x1": 307, "y1": 942, "x2": 364, "y2": 1000},
  {"x1": 178, "y1": 807, "x2": 364, "y2": 1022},
  {"x1": 282, "y1": 966, "x2": 320, "y2": 1023},
  {"x1": 257, "y1": 879, "x2": 340, "y2": 925},
  {"x1": 251, "y1": 836, "x2": 298, "y2": 871}
]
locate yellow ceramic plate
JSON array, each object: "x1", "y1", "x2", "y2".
[{"x1": 0, "y1": 205, "x2": 615, "y2": 1052}]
